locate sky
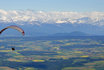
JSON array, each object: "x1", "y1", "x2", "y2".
[{"x1": 0, "y1": 0, "x2": 103, "y2": 12}]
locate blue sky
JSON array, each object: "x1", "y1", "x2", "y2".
[{"x1": 0, "y1": 0, "x2": 103, "y2": 12}]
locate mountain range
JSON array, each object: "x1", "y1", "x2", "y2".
[
  {"x1": 0, "y1": 23, "x2": 101, "y2": 37},
  {"x1": 53, "y1": 31, "x2": 91, "y2": 36},
  {"x1": 0, "y1": 10, "x2": 104, "y2": 36}
]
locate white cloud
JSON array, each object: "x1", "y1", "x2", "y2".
[{"x1": 0, "y1": 9, "x2": 104, "y2": 25}]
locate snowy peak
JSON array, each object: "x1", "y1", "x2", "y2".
[{"x1": 0, "y1": 9, "x2": 104, "y2": 25}]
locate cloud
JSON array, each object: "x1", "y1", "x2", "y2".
[{"x1": 0, "y1": 9, "x2": 104, "y2": 25}]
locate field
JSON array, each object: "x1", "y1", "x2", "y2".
[{"x1": 0, "y1": 36, "x2": 104, "y2": 70}]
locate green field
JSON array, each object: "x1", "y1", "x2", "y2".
[{"x1": 0, "y1": 36, "x2": 104, "y2": 70}]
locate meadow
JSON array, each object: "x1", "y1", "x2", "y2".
[{"x1": 0, "y1": 36, "x2": 104, "y2": 70}]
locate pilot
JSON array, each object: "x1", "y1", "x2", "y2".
[{"x1": 11, "y1": 48, "x2": 15, "y2": 51}]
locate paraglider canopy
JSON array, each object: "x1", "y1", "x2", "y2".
[{"x1": 0, "y1": 25, "x2": 25, "y2": 36}]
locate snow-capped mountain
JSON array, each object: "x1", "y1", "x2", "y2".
[
  {"x1": 0, "y1": 9, "x2": 104, "y2": 25},
  {"x1": 0, "y1": 9, "x2": 104, "y2": 36}
]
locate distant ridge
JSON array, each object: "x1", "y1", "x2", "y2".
[{"x1": 53, "y1": 31, "x2": 91, "y2": 36}]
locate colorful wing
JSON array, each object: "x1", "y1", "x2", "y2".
[{"x1": 0, "y1": 25, "x2": 25, "y2": 36}]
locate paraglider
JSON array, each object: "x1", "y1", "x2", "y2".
[
  {"x1": 0, "y1": 25, "x2": 25, "y2": 35},
  {"x1": 0, "y1": 25, "x2": 25, "y2": 51}
]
